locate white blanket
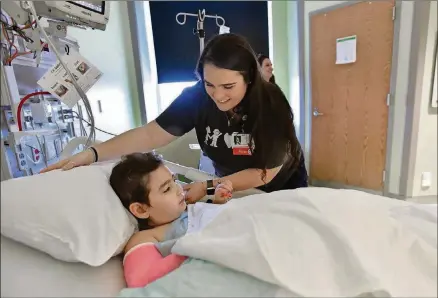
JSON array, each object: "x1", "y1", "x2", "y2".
[{"x1": 173, "y1": 188, "x2": 437, "y2": 297}]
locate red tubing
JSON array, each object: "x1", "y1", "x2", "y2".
[{"x1": 17, "y1": 91, "x2": 51, "y2": 131}]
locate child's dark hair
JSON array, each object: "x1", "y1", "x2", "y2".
[{"x1": 109, "y1": 152, "x2": 163, "y2": 230}]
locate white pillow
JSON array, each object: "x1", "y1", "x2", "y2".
[{"x1": 0, "y1": 164, "x2": 136, "y2": 266}]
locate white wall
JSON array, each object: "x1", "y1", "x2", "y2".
[
  {"x1": 385, "y1": 2, "x2": 415, "y2": 196},
  {"x1": 412, "y1": 2, "x2": 437, "y2": 197},
  {"x1": 68, "y1": 1, "x2": 140, "y2": 141},
  {"x1": 270, "y1": 1, "x2": 290, "y2": 100},
  {"x1": 270, "y1": 1, "x2": 303, "y2": 140},
  {"x1": 302, "y1": 1, "x2": 418, "y2": 196},
  {"x1": 286, "y1": 1, "x2": 302, "y2": 139}
]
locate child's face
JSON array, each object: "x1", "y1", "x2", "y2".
[{"x1": 134, "y1": 165, "x2": 186, "y2": 226}]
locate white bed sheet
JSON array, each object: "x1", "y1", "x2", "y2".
[
  {"x1": 174, "y1": 189, "x2": 438, "y2": 297},
  {"x1": 1, "y1": 235, "x2": 125, "y2": 297}
]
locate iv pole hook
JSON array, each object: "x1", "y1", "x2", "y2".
[{"x1": 176, "y1": 10, "x2": 226, "y2": 53}]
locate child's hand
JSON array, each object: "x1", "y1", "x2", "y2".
[{"x1": 213, "y1": 180, "x2": 233, "y2": 204}]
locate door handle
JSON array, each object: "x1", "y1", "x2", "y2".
[{"x1": 313, "y1": 108, "x2": 324, "y2": 117}]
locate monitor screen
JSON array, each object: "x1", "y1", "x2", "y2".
[{"x1": 68, "y1": 1, "x2": 105, "y2": 15}]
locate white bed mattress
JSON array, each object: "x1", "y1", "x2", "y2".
[{"x1": 1, "y1": 235, "x2": 126, "y2": 297}]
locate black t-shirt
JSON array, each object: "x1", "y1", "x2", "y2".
[{"x1": 155, "y1": 81, "x2": 300, "y2": 191}]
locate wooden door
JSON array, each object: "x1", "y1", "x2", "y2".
[{"x1": 309, "y1": 1, "x2": 394, "y2": 191}]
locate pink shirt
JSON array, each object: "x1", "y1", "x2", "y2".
[{"x1": 123, "y1": 242, "x2": 187, "y2": 288}]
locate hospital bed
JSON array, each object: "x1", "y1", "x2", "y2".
[
  {"x1": 0, "y1": 157, "x2": 264, "y2": 297},
  {"x1": 2, "y1": 143, "x2": 436, "y2": 297},
  {"x1": 1, "y1": 235, "x2": 125, "y2": 297}
]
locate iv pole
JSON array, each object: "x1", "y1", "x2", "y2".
[{"x1": 176, "y1": 10, "x2": 226, "y2": 54}]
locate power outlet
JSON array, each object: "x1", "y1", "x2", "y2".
[
  {"x1": 421, "y1": 172, "x2": 432, "y2": 188},
  {"x1": 14, "y1": 144, "x2": 28, "y2": 170},
  {"x1": 31, "y1": 147, "x2": 41, "y2": 163}
]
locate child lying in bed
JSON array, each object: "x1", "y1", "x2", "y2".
[{"x1": 109, "y1": 152, "x2": 233, "y2": 288}]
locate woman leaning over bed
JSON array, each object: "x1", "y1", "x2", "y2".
[
  {"x1": 109, "y1": 152, "x2": 232, "y2": 288},
  {"x1": 42, "y1": 33, "x2": 307, "y2": 202}
]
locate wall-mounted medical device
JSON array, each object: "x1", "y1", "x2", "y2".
[
  {"x1": 1, "y1": 1, "x2": 110, "y2": 181},
  {"x1": 3, "y1": 1, "x2": 110, "y2": 31}
]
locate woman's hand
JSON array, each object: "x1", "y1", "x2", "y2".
[
  {"x1": 183, "y1": 180, "x2": 233, "y2": 204},
  {"x1": 213, "y1": 180, "x2": 233, "y2": 204},
  {"x1": 183, "y1": 181, "x2": 207, "y2": 204},
  {"x1": 40, "y1": 149, "x2": 95, "y2": 173}
]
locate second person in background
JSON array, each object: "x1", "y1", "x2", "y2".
[
  {"x1": 257, "y1": 52, "x2": 309, "y2": 190},
  {"x1": 257, "y1": 53, "x2": 276, "y2": 84},
  {"x1": 42, "y1": 33, "x2": 307, "y2": 203}
]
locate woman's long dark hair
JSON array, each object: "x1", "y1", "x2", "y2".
[
  {"x1": 257, "y1": 53, "x2": 276, "y2": 84},
  {"x1": 196, "y1": 34, "x2": 301, "y2": 181}
]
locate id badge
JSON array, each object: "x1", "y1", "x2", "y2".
[
  {"x1": 231, "y1": 133, "x2": 252, "y2": 156},
  {"x1": 232, "y1": 146, "x2": 251, "y2": 156}
]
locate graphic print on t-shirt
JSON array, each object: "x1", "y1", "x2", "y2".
[
  {"x1": 205, "y1": 126, "x2": 213, "y2": 144},
  {"x1": 224, "y1": 133, "x2": 232, "y2": 148},
  {"x1": 204, "y1": 126, "x2": 222, "y2": 148},
  {"x1": 205, "y1": 128, "x2": 253, "y2": 155}
]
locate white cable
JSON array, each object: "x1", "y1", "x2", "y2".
[
  {"x1": 53, "y1": 121, "x2": 64, "y2": 150},
  {"x1": 26, "y1": 1, "x2": 96, "y2": 149},
  {"x1": 25, "y1": 153, "x2": 39, "y2": 164},
  {"x1": 76, "y1": 108, "x2": 88, "y2": 136},
  {"x1": 60, "y1": 136, "x2": 102, "y2": 160}
]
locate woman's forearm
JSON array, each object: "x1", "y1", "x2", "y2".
[
  {"x1": 93, "y1": 121, "x2": 177, "y2": 162},
  {"x1": 213, "y1": 166, "x2": 282, "y2": 191}
]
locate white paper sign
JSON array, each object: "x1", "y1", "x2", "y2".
[
  {"x1": 37, "y1": 50, "x2": 103, "y2": 108},
  {"x1": 336, "y1": 35, "x2": 357, "y2": 65}
]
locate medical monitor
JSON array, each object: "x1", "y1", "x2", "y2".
[{"x1": 32, "y1": 1, "x2": 110, "y2": 30}]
